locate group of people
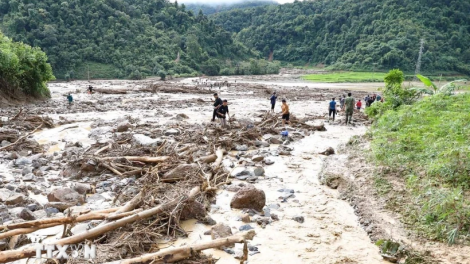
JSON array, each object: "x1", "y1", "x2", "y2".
[
  {"x1": 328, "y1": 93, "x2": 356, "y2": 124},
  {"x1": 364, "y1": 94, "x2": 382, "y2": 107}
]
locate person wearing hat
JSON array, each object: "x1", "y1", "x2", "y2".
[
  {"x1": 280, "y1": 99, "x2": 290, "y2": 126},
  {"x1": 269, "y1": 92, "x2": 278, "y2": 112},
  {"x1": 211, "y1": 93, "x2": 223, "y2": 122}
]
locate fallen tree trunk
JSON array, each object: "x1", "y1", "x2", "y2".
[
  {"x1": 95, "y1": 88, "x2": 127, "y2": 94},
  {"x1": 103, "y1": 230, "x2": 256, "y2": 264},
  {"x1": 100, "y1": 156, "x2": 169, "y2": 163},
  {"x1": 196, "y1": 154, "x2": 217, "y2": 164},
  {"x1": 0, "y1": 123, "x2": 43, "y2": 151},
  {"x1": 97, "y1": 192, "x2": 142, "y2": 228},
  {"x1": 0, "y1": 187, "x2": 200, "y2": 263}
]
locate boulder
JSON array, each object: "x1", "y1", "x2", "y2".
[
  {"x1": 116, "y1": 121, "x2": 131, "y2": 132},
  {"x1": 10, "y1": 207, "x2": 36, "y2": 221},
  {"x1": 1, "y1": 140, "x2": 10, "y2": 147},
  {"x1": 254, "y1": 141, "x2": 270, "y2": 148},
  {"x1": 251, "y1": 155, "x2": 264, "y2": 162},
  {"x1": 47, "y1": 188, "x2": 84, "y2": 205},
  {"x1": 239, "y1": 224, "x2": 254, "y2": 231},
  {"x1": 241, "y1": 214, "x2": 251, "y2": 223},
  {"x1": 211, "y1": 223, "x2": 232, "y2": 240},
  {"x1": 22, "y1": 167, "x2": 33, "y2": 176},
  {"x1": 45, "y1": 202, "x2": 75, "y2": 212},
  {"x1": 5, "y1": 194, "x2": 25, "y2": 206},
  {"x1": 180, "y1": 201, "x2": 207, "y2": 221},
  {"x1": 292, "y1": 216, "x2": 305, "y2": 223},
  {"x1": 319, "y1": 147, "x2": 335, "y2": 156},
  {"x1": 230, "y1": 186, "x2": 266, "y2": 211},
  {"x1": 133, "y1": 134, "x2": 162, "y2": 147},
  {"x1": 164, "y1": 129, "x2": 180, "y2": 136},
  {"x1": 269, "y1": 138, "x2": 283, "y2": 144},
  {"x1": 162, "y1": 164, "x2": 198, "y2": 182},
  {"x1": 15, "y1": 157, "x2": 32, "y2": 166},
  {"x1": 253, "y1": 167, "x2": 265, "y2": 176},
  {"x1": 80, "y1": 160, "x2": 96, "y2": 172},
  {"x1": 264, "y1": 158, "x2": 275, "y2": 165},
  {"x1": 230, "y1": 167, "x2": 252, "y2": 178},
  {"x1": 22, "y1": 173, "x2": 36, "y2": 182},
  {"x1": 72, "y1": 183, "x2": 92, "y2": 195}
]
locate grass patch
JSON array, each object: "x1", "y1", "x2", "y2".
[
  {"x1": 370, "y1": 93, "x2": 470, "y2": 243},
  {"x1": 302, "y1": 71, "x2": 387, "y2": 83}
]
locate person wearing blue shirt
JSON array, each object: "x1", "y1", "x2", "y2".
[
  {"x1": 67, "y1": 93, "x2": 73, "y2": 105},
  {"x1": 269, "y1": 92, "x2": 278, "y2": 112},
  {"x1": 328, "y1": 97, "x2": 337, "y2": 122}
]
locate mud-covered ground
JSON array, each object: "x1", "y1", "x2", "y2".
[{"x1": 0, "y1": 76, "x2": 463, "y2": 264}]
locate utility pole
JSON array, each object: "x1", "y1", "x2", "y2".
[
  {"x1": 87, "y1": 64, "x2": 90, "y2": 81},
  {"x1": 414, "y1": 38, "x2": 425, "y2": 79}
]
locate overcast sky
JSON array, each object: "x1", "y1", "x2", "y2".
[{"x1": 174, "y1": 0, "x2": 295, "y2": 4}]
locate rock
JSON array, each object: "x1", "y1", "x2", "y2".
[
  {"x1": 22, "y1": 173, "x2": 36, "y2": 182},
  {"x1": 180, "y1": 201, "x2": 207, "y2": 221},
  {"x1": 203, "y1": 230, "x2": 211, "y2": 236},
  {"x1": 251, "y1": 155, "x2": 264, "y2": 162},
  {"x1": 45, "y1": 207, "x2": 59, "y2": 216},
  {"x1": 0, "y1": 241, "x2": 7, "y2": 251},
  {"x1": 5, "y1": 194, "x2": 25, "y2": 206},
  {"x1": 269, "y1": 137, "x2": 283, "y2": 144},
  {"x1": 241, "y1": 214, "x2": 251, "y2": 223},
  {"x1": 256, "y1": 217, "x2": 272, "y2": 227},
  {"x1": 319, "y1": 147, "x2": 335, "y2": 156},
  {"x1": 27, "y1": 204, "x2": 39, "y2": 211},
  {"x1": 80, "y1": 159, "x2": 96, "y2": 172},
  {"x1": 199, "y1": 216, "x2": 217, "y2": 226},
  {"x1": 72, "y1": 183, "x2": 91, "y2": 195},
  {"x1": 268, "y1": 203, "x2": 280, "y2": 210},
  {"x1": 292, "y1": 216, "x2": 305, "y2": 223},
  {"x1": 10, "y1": 207, "x2": 36, "y2": 220},
  {"x1": 164, "y1": 129, "x2": 180, "y2": 136},
  {"x1": 246, "y1": 176, "x2": 258, "y2": 183},
  {"x1": 230, "y1": 186, "x2": 266, "y2": 211},
  {"x1": 225, "y1": 185, "x2": 241, "y2": 192},
  {"x1": 239, "y1": 224, "x2": 254, "y2": 231},
  {"x1": 230, "y1": 167, "x2": 252, "y2": 178},
  {"x1": 175, "y1": 113, "x2": 189, "y2": 120},
  {"x1": 22, "y1": 167, "x2": 33, "y2": 176},
  {"x1": 264, "y1": 158, "x2": 275, "y2": 165},
  {"x1": 15, "y1": 157, "x2": 32, "y2": 166},
  {"x1": 133, "y1": 134, "x2": 162, "y2": 147},
  {"x1": 235, "y1": 145, "x2": 248, "y2": 151},
  {"x1": 71, "y1": 223, "x2": 89, "y2": 235},
  {"x1": 253, "y1": 167, "x2": 265, "y2": 176},
  {"x1": 45, "y1": 202, "x2": 75, "y2": 211},
  {"x1": 47, "y1": 188, "x2": 84, "y2": 205},
  {"x1": 211, "y1": 223, "x2": 232, "y2": 240},
  {"x1": 7, "y1": 152, "x2": 19, "y2": 160},
  {"x1": 1, "y1": 140, "x2": 10, "y2": 147},
  {"x1": 254, "y1": 141, "x2": 270, "y2": 148},
  {"x1": 116, "y1": 121, "x2": 131, "y2": 132},
  {"x1": 271, "y1": 213, "x2": 279, "y2": 221},
  {"x1": 163, "y1": 164, "x2": 198, "y2": 181}
]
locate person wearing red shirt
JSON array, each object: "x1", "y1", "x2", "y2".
[{"x1": 356, "y1": 100, "x2": 362, "y2": 110}]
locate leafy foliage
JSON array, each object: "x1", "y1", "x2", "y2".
[
  {"x1": 0, "y1": 31, "x2": 54, "y2": 98},
  {"x1": 186, "y1": 0, "x2": 277, "y2": 15},
  {"x1": 370, "y1": 93, "x2": 470, "y2": 243},
  {"x1": 212, "y1": 0, "x2": 470, "y2": 74},
  {"x1": 0, "y1": 0, "x2": 254, "y2": 79},
  {"x1": 412, "y1": 74, "x2": 467, "y2": 95}
]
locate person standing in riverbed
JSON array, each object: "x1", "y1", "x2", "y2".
[
  {"x1": 345, "y1": 93, "x2": 355, "y2": 125},
  {"x1": 328, "y1": 97, "x2": 337, "y2": 122},
  {"x1": 217, "y1": 100, "x2": 229, "y2": 127},
  {"x1": 67, "y1": 93, "x2": 73, "y2": 105},
  {"x1": 281, "y1": 99, "x2": 290, "y2": 126},
  {"x1": 270, "y1": 92, "x2": 278, "y2": 112},
  {"x1": 340, "y1": 95, "x2": 346, "y2": 111},
  {"x1": 211, "y1": 93, "x2": 223, "y2": 122}
]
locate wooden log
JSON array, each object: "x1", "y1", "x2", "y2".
[
  {"x1": 103, "y1": 230, "x2": 256, "y2": 264},
  {"x1": 211, "y1": 147, "x2": 225, "y2": 169},
  {"x1": 100, "y1": 156, "x2": 169, "y2": 163},
  {"x1": 0, "y1": 187, "x2": 200, "y2": 263},
  {"x1": 101, "y1": 162, "x2": 123, "y2": 176},
  {"x1": 0, "y1": 123, "x2": 43, "y2": 151},
  {"x1": 94, "y1": 143, "x2": 112, "y2": 156},
  {"x1": 97, "y1": 192, "x2": 142, "y2": 228},
  {"x1": 196, "y1": 154, "x2": 217, "y2": 164},
  {"x1": 94, "y1": 88, "x2": 127, "y2": 94}
]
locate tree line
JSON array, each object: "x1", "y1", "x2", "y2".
[
  {"x1": 0, "y1": 0, "x2": 278, "y2": 79},
  {"x1": 212, "y1": 0, "x2": 470, "y2": 75}
]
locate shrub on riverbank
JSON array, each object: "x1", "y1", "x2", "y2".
[
  {"x1": 0, "y1": 32, "x2": 55, "y2": 99},
  {"x1": 370, "y1": 93, "x2": 470, "y2": 243}
]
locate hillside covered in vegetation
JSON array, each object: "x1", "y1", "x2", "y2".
[
  {"x1": 213, "y1": 0, "x2": 470, "y2": 74},
  {"x1": 186, "y1": 1, "x2": 277, "y2": 15},
  {"x1": 0, "y1": 0, "x2": 257, "y2": 79},
  {"x1": 0, "y1": 31, "x2": 54, "y2": 100}
]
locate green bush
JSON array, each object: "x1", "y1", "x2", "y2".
[
  {"x1": 370, "y1": 93, "x2": 470, "y2": 243},
  {"x1": 0, "y1": 32, "x2": 55, "y2": 98}
]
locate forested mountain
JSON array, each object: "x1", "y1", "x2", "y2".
[
  {"x1": 0, "y1": 0, "x2": 253, "y2": 79},
  {"x1": 213, "y1": 0, "x2": 470, "y2": 74},
  {"x1": 185, "y1": 1, "x2": 277, "y2": 15}
]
